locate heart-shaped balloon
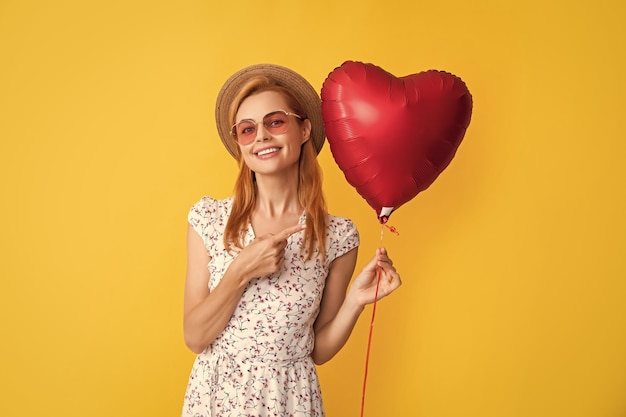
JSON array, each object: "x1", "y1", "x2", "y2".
[{"x1": 321, "y1": 61, "x2": 473, "y2": 223}]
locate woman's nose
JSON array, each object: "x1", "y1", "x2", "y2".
[{"x1": 255, "y1": 123, "x2": 270, "y2": 142}]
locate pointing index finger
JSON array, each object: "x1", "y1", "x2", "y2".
[{"x1": 276, "y1": 223, "x2": 306, "y2": 241}]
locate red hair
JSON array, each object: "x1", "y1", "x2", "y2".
[{"x1": 223, "y1": 76, "x2": 328, "y2": 260}]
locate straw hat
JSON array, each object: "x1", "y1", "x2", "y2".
[{"x1": 215, "y1": 63, "x2": 325, "y2": 158}]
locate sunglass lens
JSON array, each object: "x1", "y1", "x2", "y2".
[
  {"x1": 236, "y1": 121, "x2": 256, "y2": 143},
  {"x1": 263, "y1": 112, "x2": 289, "y2": 134}
]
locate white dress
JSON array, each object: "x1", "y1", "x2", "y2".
[{"x1": 182, "y1": 197, "x2": 359, "y2": 417}]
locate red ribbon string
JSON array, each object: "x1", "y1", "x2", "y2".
[
  {"x1": 385, "y1": 224, "x2": 400, "y2": 235},
  {"x1": 360, "y1": 265, "x2": 382, "y2": 417},
  {"x1": 360, "y1": 224, "x2": 398, "y2": 417}
]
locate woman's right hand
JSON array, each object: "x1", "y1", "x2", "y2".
[
  {"x1": 184, "y1": 222, "x2": 305, "y2": 353},
  {"x1": 232, "y1": 224, "x2": 306, "y2": 282}
]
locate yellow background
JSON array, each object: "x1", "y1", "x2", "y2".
[{"x1": 1, "y1": 0, "x2": 625, "y2": 416}]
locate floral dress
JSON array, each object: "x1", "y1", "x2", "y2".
[{"x1": 182, "y1": 197, "x2": 359, "y2": 417}]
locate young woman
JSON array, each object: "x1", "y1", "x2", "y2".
[{"x1": 182, "y1": 64, "x2": 401, "y2": 417}]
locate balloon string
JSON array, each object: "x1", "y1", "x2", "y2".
[{"x1": 360, "y1": 224, "x2": 386, "y2": 417}]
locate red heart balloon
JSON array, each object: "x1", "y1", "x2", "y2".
[{"x1": 321, "y1": 61, "x2": 473, "y2": 223}]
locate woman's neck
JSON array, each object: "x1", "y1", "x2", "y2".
[{"x1": 253, "y1": 171, "x2": 301, "y2": 217}]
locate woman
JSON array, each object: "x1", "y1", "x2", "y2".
[{"x1": 182, "y1": 63, "x2": 401, "y2": 417}]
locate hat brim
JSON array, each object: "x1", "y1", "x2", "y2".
[{"x1": 215, "y1": 64, "x2": 325, "y2": 159}]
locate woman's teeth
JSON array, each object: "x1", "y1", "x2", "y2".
[{"x1": 257, "y1": 147, "x2": 280, "y2": 156}]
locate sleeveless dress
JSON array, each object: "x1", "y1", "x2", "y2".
[{"x1": 182, "y1": 197, "x2": 359, "y2": 417}]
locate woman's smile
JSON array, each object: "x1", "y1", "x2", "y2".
[{"x1": 254, "y1": 146, "x2": 282, "y2": 158}]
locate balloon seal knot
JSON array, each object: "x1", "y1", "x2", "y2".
[{"x1": 378, "y1": 207, "x2": 394, "y2": 224}]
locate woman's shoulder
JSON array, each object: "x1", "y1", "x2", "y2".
[
  {"x1": 325, "y1": 213, "x2": 360, "y2": 260},
  {"x1": 326, "y1": 213, "x2": 359, "y2": 239},
  {"x1": 327, "y1": 213, "x2": 357, "y2": 229},
  {"x1": 190, "y1": 196, "x2": 233, "y2": 211},
  {"x1": 188, "y1": 196, "x2": 233, "y2": 225}
]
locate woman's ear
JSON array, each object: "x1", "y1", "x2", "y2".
[{"x1": 301, "y1": 119, "x2": 312, "y2": 144}]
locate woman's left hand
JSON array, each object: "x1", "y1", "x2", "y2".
[{"x1": 348, "y1": 247, "x2": 402, "y2": 307}]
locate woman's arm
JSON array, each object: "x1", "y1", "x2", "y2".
[
  {"x1": 183, "y1": 224, "x2": 247, "y2": 354},
  {"x1": 183, "y1": 223, "x2": 306, "y2": 354},
  {"x1": 311, "y1": 247, "x2": 401, "y2": 365}
]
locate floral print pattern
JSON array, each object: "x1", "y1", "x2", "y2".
[{"x1": 183, "y1": 196, "x2": 359, "y2": 417}]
